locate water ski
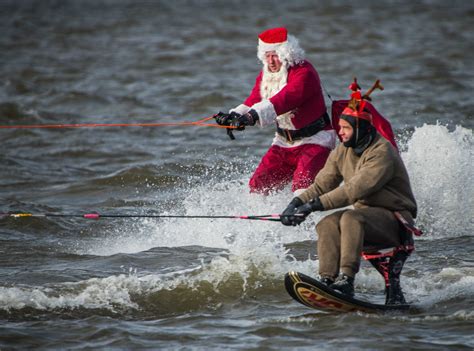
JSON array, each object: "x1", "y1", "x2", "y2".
[{"x1": 284, "y1": 271, "x2": 410, "y2": 313}]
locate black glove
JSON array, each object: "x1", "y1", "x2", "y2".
[
  {"x1": 230, "y1": 109, "x2": 259, "y2": 130},
  {"x1": 281, "y1": 197, "x2": 324, "y2": 226},
  {"x1": 293, "y1": 197, "x2": 324, "y2": 223},
  {"x1": 214, "y1": 111, "x2": 241, "y2": 126},
  {"x1": 281, "y1": 197, "x2": 304, "y2": 226}
]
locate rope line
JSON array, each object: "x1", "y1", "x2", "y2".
[
  {"x1": 0, "y1": 115, "x2": 236, "y2": 130},
  {"x1": 0, "y1": 212, "x2": 282, "y2": 222}
]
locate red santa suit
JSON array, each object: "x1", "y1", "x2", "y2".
[{"x1": 231, "y1": 28, "x2": 336, "y2": 194}]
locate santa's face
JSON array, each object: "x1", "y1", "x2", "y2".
[{"x1": 265, "y1": 51, "x2": 282, "y2": 72}]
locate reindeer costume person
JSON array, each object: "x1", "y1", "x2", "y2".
[{"x1": 281, "y1": 79, "x2": 418, "y2": 300}]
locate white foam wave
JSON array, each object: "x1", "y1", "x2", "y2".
[
  {"x1": 1, "y1": 252, "x2": 472, "y2": 313},
  {"x1": 402, "y1": 124, "x2": 473, "y2": 238},
  {"x1": 0, "y1": 275, "x2": 140, "y2": 312},
  {"x1": 405, "y1": 267, "x2": 474, "y2": 305},
  {"x1": 0, "y1": 250, "x2": 318, "y2": 312}
]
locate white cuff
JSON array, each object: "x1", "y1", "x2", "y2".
[
  {"x1": 230, "y1": 104, "x2": 250, "y2": 115},
  {"x1": 251, "y1": 99, "x2": 277, "y2": 127}
]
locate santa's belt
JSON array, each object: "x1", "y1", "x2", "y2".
[{"x1": 276, "y1": 112, "x2": 330, "y2": 142}]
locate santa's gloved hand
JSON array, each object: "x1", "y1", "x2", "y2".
[
  {"x1": 214, "y1": 111, "x2": 241, "y2": 126},
  {"x1": 292, "y1": 197, "x2": 324, "y2": 224},
  {"x1": 281, "y1": 197, "x2": 304, "y2": 226},
  {"x1": 230, "y1": 109, "x2": 259, "y2": 130}
]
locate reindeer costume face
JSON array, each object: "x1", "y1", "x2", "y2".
[{"x1": 340, "y1": 78, "x2": 384, "y2": 154}]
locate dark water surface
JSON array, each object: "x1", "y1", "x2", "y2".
[{"x1": 0, "y1": 0, "x2": 473, "y2": 349}]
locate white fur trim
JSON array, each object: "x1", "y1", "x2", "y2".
[
  {"x1": 257, "y1": 35, "x2": 305, "y2": 68},
  {"x1": 230, "y1": 104, "x2": 250, "y2": 115},
  {"x1": 271, "y1": 129, "x2": 337, "y2": 149},
  {"x1": 276, "y1": 113, "x2": 296, "y2": 129},
  {"x1": 251, "y1": 99, "x2": 277, "y2": 127},
  {"x1": 258, "y1": 39, "x2": 286, "y2": 54}
]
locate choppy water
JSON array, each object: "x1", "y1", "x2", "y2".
[{"x1": 0, "y1": 0, "x2": 473, "y2": 349}]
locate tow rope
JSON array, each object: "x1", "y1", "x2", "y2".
[
  {"x1": 0, "y1": 115, "x2": 235, "y2": 130},
  {"x1": 1, "y1": 212, "x2": 282, "y2": 222}
]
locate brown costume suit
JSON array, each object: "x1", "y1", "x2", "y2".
[{"x1": 298, "y1": 134, "x2": 417, "y2": 278}]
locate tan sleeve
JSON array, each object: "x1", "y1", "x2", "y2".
[
  {"x1": 321, "y1": 144, "x2": 395, "y2": 210},
  {"x1": 298, "y1": 148, "x2": 343, "y2": 204}
]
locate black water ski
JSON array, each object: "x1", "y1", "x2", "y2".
[{"x1": 285, "y1": 271, "x2": 410, "y2": 313}]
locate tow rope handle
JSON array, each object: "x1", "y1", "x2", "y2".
[{"x1": 213, "y1": 112, "x2": 236, "y2": 140}]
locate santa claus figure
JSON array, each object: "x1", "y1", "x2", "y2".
[{"x1": 216, "y1": 27, "x2": 336, "y2": 195}]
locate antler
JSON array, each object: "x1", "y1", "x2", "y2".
[
  {"x1": 349, "y1": 77, "x2": 362, "y2": 91},
  {"x1": 362, "y1": 79, "x2": 384, "y2": 101}
]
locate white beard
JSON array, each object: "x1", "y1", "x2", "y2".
[
  {"x1": 260, "y1": 64, "x2": 295, "y2": 129},
  {"x1": 260, "y1": 64, "x2": 288, "y2": 99}
]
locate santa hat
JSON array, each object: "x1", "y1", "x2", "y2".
[
  {"x1": 258, "y1": 27, "x2": 288, "y2": 52},
  {"x1": 257, "y1": 27, "x2": 305, "y2": 67},
  {"x1": 341, "y1": 78, "x2": 384, "y2": 123}
]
